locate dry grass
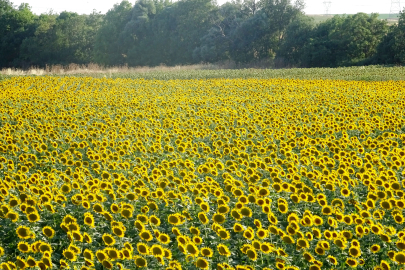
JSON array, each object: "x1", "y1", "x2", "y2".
[
  {"x1": 0, "y1": 63, "x2": 227, "y2": 76},
  {"x1": 0, "y1": 60, "x2": 278, "y2": 77}
]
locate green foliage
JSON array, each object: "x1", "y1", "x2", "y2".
[
  {"x1": 0, "y1": 0, "x2": 404, "y2": 68},
  {"x1": 373, "y1": 9, "x2": 405, "y2": 65},
  {"x1": 19, "y1": 11, "x2": 103, "y2": 66},
  {"x1": 0, "y1": 1, "x2": 36, "y2": 67},
  {"x1": 275, "y1": 15, "x2": 314, "y2": 67},
  {"x1": 296, "y1": 13, "x2": 388, "y2": 68},
  {"x1": 93, "y1": 1, "x2": 133, "y2": 66}
]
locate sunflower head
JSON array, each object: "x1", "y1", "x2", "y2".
[
  {"x1": 16, "y1": 226, "x2": 32, "y2": 239},
  {"x1": 63, "y1": 249, "x2": 77, "y2": 262},
  {"x1": 195, "y1": 257, "x2": 209, "y2": 269},
  {"x1": 137, "y1": 243, "x2": 149, "y2": 255},
  {"x1": 102, "y1": 233, "x2": 116, "y2": 246},
  {"x1": 134, "y1": 256, "x2": 147, "y2": 268}
]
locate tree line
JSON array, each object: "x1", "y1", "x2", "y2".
[{"x1": 0, "y1": 0, "x2": 404, "y2": 69}]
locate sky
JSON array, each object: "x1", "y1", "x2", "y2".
[{"x1": 9, "y1": 0, "x2": 404, "y2": 16}]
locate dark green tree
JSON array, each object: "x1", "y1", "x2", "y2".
[
  {"x1": 193, "y1": 1, "x2": 247, "y2": 63},
  {"x1": 0, "y1": 2, "x2": 36, "y2": 67},
  {"x1": 300, "y1": 13, "x2": 388, "y2": 67},
  {"x1": 275, "y1": 15, "x2": 314, "y2": 67},
  {"x1": 20, "y1": 11, "x2": 103, "y2": 66},
  {"x1": 373, "y1": 9, "x2": 405, "y2": 65},
  {"x1": 229, "y1": 0, "x2": 304, "y2": 63},
  {"x1": 93, "y1": 1, "x2": 133, "y2": 66}
]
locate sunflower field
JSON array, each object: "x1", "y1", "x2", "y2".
[{"x1": 1, "y1": 76, "x2": 405, "y2": 270}]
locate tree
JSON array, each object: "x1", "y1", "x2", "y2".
[
  {"x1": 373, "y1": 9, "x2": 405, "y2": 65},
  {"x1": 0, "y1": 2, "x2": 36, "y2": 67},
  {"x1": 275, "y1": 15, "x2": 314, "y2": 67},
  {"x1": 93, "y1": 1, "x2": 133, "y2": 66},
  {"x1": 299, "y1": 13, "x2": 388, "y2": 67},
  {"x1": 193, "y1": 1, "x2": 247, "y2": 63},
  {"x1": 228, "y1": 0, "x2": 304, "y2": 63},
  {"x1": 20, "y1": 11, "x2": 103, "y2": 66}
]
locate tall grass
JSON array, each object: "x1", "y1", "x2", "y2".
[{"x1": 1, "y1": 63, "x2": 404, "y2": 81}]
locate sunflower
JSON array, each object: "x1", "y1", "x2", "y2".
[
  {"x1": 163, "y1": 248, "x2": 172, "y2": 259},
  {"x1": 168, "y1": 214, "x2": 181, "y2": 226},
  {"x1": 83, "y1": 232, "x2": 92, "y2": 244},
  {"x1": 83, "y1": 249, "x2": 94, "y2": 260},
  {"x1": 63, "y1": 249, "x2": 77, "y2": 262},
  {"x1": 26, "y1": 256, "x2": 37, "y2": 268},
  {"x1": 151, "y1": 245, "x2": 164, "y2": 257},
  {"x1": 71, "y1": 231, "x2": 83, "y2": 242},
  {"x1": 282, "y1": 235, "x2": 295, "y2": 244},
  {"x1": 41, "y1": 226, "x2": 55, "y2": 239},
  {"x1": 243, "y1": 229, "x2": 255, "y2": 240},
  {"x1": 112, "y1": 226, "x2": 125, "y2": 238},
  {"x1": 394, "y1": 252, "x2": 405, "y2": 264},
  {"x1": 232, "y1": 223, "x2": 243, "y2": 233},
  {"x1": 346, "y1": 258, "x2": 358, "y2": 268},
  {"x1": 201, "y1": 247, "x2": 213, "y2": 257},
  {"x1": 193, "y1": 235, "x2": 203, "y2": 245},
  {"x1": 102, "y1": 233, "x2": 116, "y2": 246},
  {"x1": 328, "y1": 255, "x2": 338, "y2": 265},
  {"x1": 6, "y1": 211, "x2": 18, "y2": 222},
  {"x1": 134, "y1": 256, "x2": 147, "y2": 268},
  {"x1": 246, "y1": 248, "x2": 257, "y2": 261},
  {"x1": 68, "y1": 243, "x2": 81, "y2": 254},
  {"x1": 198, "y1": 212, "x2": 209, "y2": 225},
  {"x1": 107, "y1": 248, "x2": 120, "y2": 260},
  {"x1": 39, "y1": 243, "x2": 52, "y2": 253},
  {"x1": 322, "y1": 206, "x2": 333, "y2": 215},
  {"x1": 303, "y1": 252, "x2": 314, "y2": 263},
  {"x1": 139, "y1": 230, "x2": 153, "y2": 242},
  {"x1": 217, "y1": 244, "x2": 231, "y2": 257},
  {"x1": 16, "y1": 256, "x2": 28, "y2": 269},
  {"x1": 297, "y1": 238, "x2": 309, "y2": 249},
  {"x1": 319, "y1": 240, "x2": 330, "y2": 250},
  {"x1": 158, "y1": 233, "x2": 171, "y2": 245},
  {"x1": 27, "y1": 211, "x2": 40, "y2": 223},
  {"x1": 17, "y1": 242, "x2": 31, "y2": 253},
  {"x1": 187, "y1": 226, "x2": 199, "y2": 236},
  {"x1": 186, "y1": 243, "x2": 199, "y2": 257},
  {"x1": 370, "y1": 244, "x2": 381, "y2": 253},
  {"x1": 96, "y1": 250, "x2": 108, "y2": 262},
  {"x1": 16, "y1": 226, "x2": 32, "y2": 239},
  {"x1": 278, "y1": 203, "x2": 288, "y2": 214},
  {"x1": 122, "y1": 248, "x2": 132, "y2": 260},
  {"x1": 218, "y1": 263, "x2": 232, "y2": 270},
  {"x1": 308, "y1": 265, "x2": 321, "y2": 270},
  {"x1": 256, "y1": 228, "x2": 268, "y2": 239},
  {"x1": 102, "y1": 260, "x2": 114, "y2": 269},
  {"x1": 380, "y1": 260, "x2": 390, "y2": 270},
  {"x1": 195, "y1": 257, "x2": 209, "y2": 269},
  {"x1": 397, "y1": 240, "x2": 405, "y2": 250},
  {"x1": 218, "y1": 229, "x2": 230, "y2": 240},
  {"x1": 341, "y1": 187, "x2": 351, "y2": 197},
  {"x1": 257, "y1": 242, "x2": 271, "y2": 253},
  {"x1": 93, "y1": 203, "x2": 103, "y2": 213},
  {"x1": 149, "y1": 215, "x2": 161, "y2": 226},
  {"x1": 172, "y1": 227, "x2": 181, "y2": 236},
  {"x1": 240, "y1": 207, "x2": 252, "y2": 217},
  {"x1": 380, "y1": 233, "x2": 391, "y2": 243},
  {"x1": 84, "y1": 213, "x2": 95, "y2": 228},
  {"x1": 217, "y1": 205, "x2": 230, "y2": 214},
  {"x1": 137, "y1": 243, "x2": 149, "y2": 255},
  {"x1": 334, "y1": 238, "x2": 347, "y2": 250},
  {"x1": 134, "y1": 220, "x2": 145, "y2": 231},
  {"x1": 231, "y1": 209, "x2": 242, "y2": 221}
]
